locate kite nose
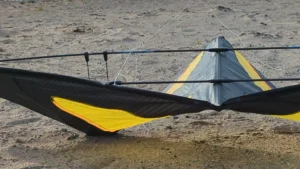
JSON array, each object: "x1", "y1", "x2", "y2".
[{"x1": 213, "y1": 36, "x2": 226, "y2": 43}]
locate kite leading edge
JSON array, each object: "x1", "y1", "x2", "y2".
[{"x1": 1, "y1": 36, "x2": 300, "y2": 136}]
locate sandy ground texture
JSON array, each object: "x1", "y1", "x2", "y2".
[{"x1": 1, "y1": 0, "x2": 300, "y2": 168}]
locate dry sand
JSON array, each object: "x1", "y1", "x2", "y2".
[{"x1": 1, "y1": 0, "x2": 300, "y2": 168}]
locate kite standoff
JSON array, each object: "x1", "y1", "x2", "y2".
[{"x1": 1, "y1": 36, "x2": 300, "y2": 136}]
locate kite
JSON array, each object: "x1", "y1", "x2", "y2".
[{"x1": 1, "y1": 36, "x2": 300, "y2": 136}]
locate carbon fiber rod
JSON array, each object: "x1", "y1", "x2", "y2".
[
  {"x1": 109, "y1": 78, "x2": 300, "y2": 85},
  {"x1": 0, "y1": 46, "x2": 300, "y2": 62}
]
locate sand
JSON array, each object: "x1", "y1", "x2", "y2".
[{"x1": 1, "y1": 0, "x2": 300, "y2": 168}]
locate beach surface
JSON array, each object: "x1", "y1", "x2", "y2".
[{"x1": 1, "y1": 0, "x2": 300, "y2": 168}]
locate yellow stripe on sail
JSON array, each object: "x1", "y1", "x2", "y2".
[
  {"x1": 166, "y1": 52, "x2": 204, "y2": 94},
  {"x1": 52, "y1": 97, "x2": 162, "y2": 132},
  {"x1": 235, "y1": 51, "x2": 271, "y2": 91}
]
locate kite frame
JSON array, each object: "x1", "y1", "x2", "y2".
[{"x1": 1, "y1": 46, "x2": 300, "y2": 86}]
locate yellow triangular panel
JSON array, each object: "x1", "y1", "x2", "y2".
[{"x1": 52, "y1": 97, "x2": 163, "y2": 132}]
